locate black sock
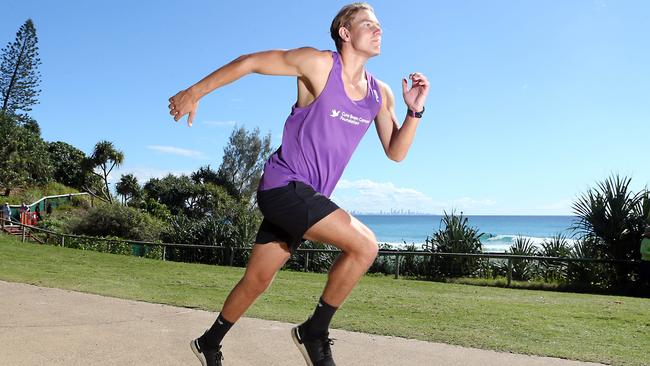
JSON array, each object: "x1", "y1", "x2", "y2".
[
  {"x1": 305, "y1": 297, "x2": 338, "y2": 338},
  {"x1": 199, "y1": 313, "x2": 233, "y2": 349}
]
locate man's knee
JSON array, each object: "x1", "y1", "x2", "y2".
[
  {"x1": 349, "y1": 232, "x2": 378, "y2": 266},
  {"x1": 242, "y1": 271, "x2": 275, "y2": 295}
]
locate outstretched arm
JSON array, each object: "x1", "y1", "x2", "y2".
[
  {"x1": 374, "y1": 73, "x2": 430, "y2": 162},
  {"x1": 168, "y1": 47, "x2": 328, "y2": 126}
]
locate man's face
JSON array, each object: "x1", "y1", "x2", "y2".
[{"x1": 345, "y1": 9, "x2": 382, "y2": 56}]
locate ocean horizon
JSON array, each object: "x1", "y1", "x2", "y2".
[{"x1": 354, "y1": 214, "x2": 579, "y2": 253}]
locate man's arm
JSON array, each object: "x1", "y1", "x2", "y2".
[
  {"x1": 168, "y1": 47, "x2": 329, "y2": 126},
  {"x1": 374, "y1": 74, "x2": 430, "y2": 162}
]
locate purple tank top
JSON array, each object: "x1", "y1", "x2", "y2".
[{"x1": 258, "y1": 51, "x2": 382, "y2": 197}]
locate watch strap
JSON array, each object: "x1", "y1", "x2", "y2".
[{"x1": 407, "y1": 106, "x2": 425, "y2": 118}]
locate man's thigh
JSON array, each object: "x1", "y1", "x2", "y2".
[{"x1": 303, "y1": 209, "x2": 375, "y2": 252}]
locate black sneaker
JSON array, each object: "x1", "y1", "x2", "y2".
[
  {"x1": 190, "y1": 338, "x2": 224, "y2": 366},
  {"x1": 291, "y1": 323, "x2": 336, "y2": 366}
]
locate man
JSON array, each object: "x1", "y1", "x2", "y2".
[
  {"x1": 168, "y1": 3, "x2": 429, "y2": 365},
  {"x1": 2, "y1": 202, "x2": 11, "y2": 225}
]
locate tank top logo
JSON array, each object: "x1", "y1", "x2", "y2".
[{"x1": 329, "y1": 108, "x2": 371, "y2": 126}]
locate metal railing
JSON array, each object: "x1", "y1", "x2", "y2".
[
  {"x1": 3, "y1": 192, "x2": 90, "y2": 223},
  {"x1": 2, "y1": 221, "x2": 638, "y2": 287}
]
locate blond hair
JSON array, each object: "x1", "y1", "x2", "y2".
[{"x1": 330, "y1": 3, "x2": 375, "y2": 52}]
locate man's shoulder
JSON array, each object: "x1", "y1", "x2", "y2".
[
  {"x1": 290, "y1": 48, "x2": 334, "y2": 77},
  {"x1": 291, "y1": 47, "x2": 332, "y2": 62}
]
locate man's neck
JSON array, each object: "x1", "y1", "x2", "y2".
[{"x1": 339, "y1": 49, "x2": 369, "y2": 85}]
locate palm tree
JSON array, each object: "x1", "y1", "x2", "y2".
[
  {"x1": 115, "y1": 173, "x2": 141, "y2": 206},
  {"x1": 83, "y1": 141, "x2": 124, "y2": 203}
]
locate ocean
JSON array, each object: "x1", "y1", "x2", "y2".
[{"x1": 355, "y1": 215, "x2": 579, "y2": 253}]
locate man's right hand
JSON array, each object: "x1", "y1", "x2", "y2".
[{"x1": 168, "y1": 87, "x2": 199, "y2": 127}]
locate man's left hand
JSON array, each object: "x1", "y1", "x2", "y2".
[{"x1": 402, "y1": 72, "x2": 429, "y2": 113}]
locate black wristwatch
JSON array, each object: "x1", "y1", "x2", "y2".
[{"x1": 407, "y1": 106, "x2": 425, "y2": 118}]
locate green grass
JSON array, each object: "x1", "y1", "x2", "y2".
[{"x1": 1, "y1": 234, "x2": 648, "y2": 366}]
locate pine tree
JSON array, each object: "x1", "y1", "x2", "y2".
[{"x1": 0, "y1": 19, "x2": 42, "y2": 114}]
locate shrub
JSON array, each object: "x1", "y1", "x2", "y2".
[
  {"x1": 427, "y1": 211, "x2": 483, "y2": 279},
  {"x1": 539, "y1": 234, "x2": 572, "y2": 283},
  {"x1": 286, "y1": 241, "x2": 338, "y2": 272},
  {"x1": 506, "y1": 236, "x2": 539, "y2": 281},
  {"x1": 65, "y1": 203, "x2": 166, "y2": 242},
  {"x1": 572, "y1": 174, "x2": 649, "y2": 285}
]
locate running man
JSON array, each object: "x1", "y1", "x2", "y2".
[{"x1": 168, "y1": 3, "x2": 429, "y2": 365}]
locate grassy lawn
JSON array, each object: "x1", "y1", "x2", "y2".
[{"x1": 1, "y1": 234, "x2": 648, "y2": 366}]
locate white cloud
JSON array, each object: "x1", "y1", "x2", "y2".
[
  {"x1": 146, "y1": 145, "x2": 207, "y2": 159},
  {"x1": 331, "y1": 179, "x2": 497, "y2": 214},
  {"x1": 202, "y1": 120, "x2": 238, "y2": 128}
]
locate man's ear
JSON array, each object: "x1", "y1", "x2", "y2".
[{"x1": 338, "y1": 27, "x2": 350, "y2": 42}]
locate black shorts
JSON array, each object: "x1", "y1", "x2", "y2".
[{"x1": 255, "y1": 181, "x2": 339, "y2": 252}]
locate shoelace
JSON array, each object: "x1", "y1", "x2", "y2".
[
  {"x1": 214, "y1": 349, "x2": 224, "y2": 362},
  {"x1": 321, "y1": 337, "x2": 335, "y2": 359}
]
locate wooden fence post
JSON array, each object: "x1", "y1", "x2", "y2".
[
  {"x1": 229, "y1": 247, "x2": 235, "y2": 266},
  {"x1": 162, "y1": 245, "x2": 166, "y2": 261},
  {"x1": 304, "y1": 252, "x2": 309, "y2": 272},
  {"x1": 395, "y1": 253, "x2": 400, "y2": 279},
  {"x1": 507, "y1": 258, "x2": 513, "y2": 287},
  {"x1": 61, "y1": 236, "x2": 65, "y2": 247}
]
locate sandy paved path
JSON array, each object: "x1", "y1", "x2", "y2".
[{"x1": 0, "y1": 280, "x2": 606, "y2": 366}]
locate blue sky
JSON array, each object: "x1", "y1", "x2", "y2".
[{"x1": 3, "y1": 0, "x2": 649, "y2": 215}]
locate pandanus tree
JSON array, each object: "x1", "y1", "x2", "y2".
[
  {"x1": 572, "y1": 174, "x2": 650, "y2": 286},
  {"x1": 427, "y1": 211, "x2": 484, "y2": 278}
]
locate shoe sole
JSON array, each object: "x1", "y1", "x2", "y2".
[
  {"x1": 190, "y1": 339, "x2": 208, "y2": 366},
  {"x1": 291, "y1": 326, "x2": 314, "y2": 366}
]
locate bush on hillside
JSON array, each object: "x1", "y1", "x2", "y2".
[{"x1": 65, "y1": 203, "x2": 166, "y2": 242}]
